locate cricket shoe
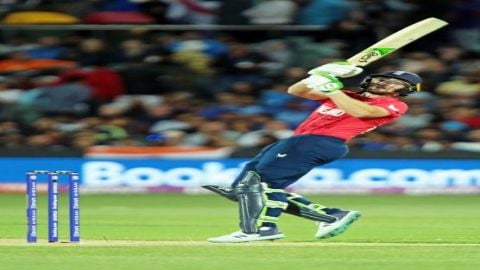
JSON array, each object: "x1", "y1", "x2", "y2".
[
  {"x1": 208, "y1": 227, "x2": 285, "y2": 243},
  {"x1": 315, "y1": 210, "x2": 361, "y2": 239}
]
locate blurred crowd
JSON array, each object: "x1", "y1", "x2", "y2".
[
  {"x1": 0, "y1": 1, "x2": 478, "y2": 154},
  {"x1": 0, "y1": 0, "x2": 477, "y2": 29}
]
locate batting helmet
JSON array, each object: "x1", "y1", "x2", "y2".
[{"x1": 360, "y1": 71, "x2": 422, "y2": 96}]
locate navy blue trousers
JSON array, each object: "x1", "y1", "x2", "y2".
[
  {"x1": 231, "y1": 134, "x2": 348, "y2": 189},
  {"x1": 231, "y1": 134, "x2": 348, "y2": 227}
]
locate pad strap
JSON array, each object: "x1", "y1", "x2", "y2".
[
  {"x1": 287, "y1": 193, "x2": 337, "y2": 223},
  {"x1": 257, "y1": 184, "x2": 288, "y2": 226}
]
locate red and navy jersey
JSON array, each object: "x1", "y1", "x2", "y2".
[{"x1": 294, "y1": 92, "x2": 408, "y2": 141}]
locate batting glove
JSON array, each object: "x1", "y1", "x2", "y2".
[
  {"x1": 309, "y1": 61, "x2": 363, "y2": 78},
  {"x1": 302, "y1": 71, "x2": 344, "y2": 95}
]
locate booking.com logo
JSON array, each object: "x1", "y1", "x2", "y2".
[{"x1": 82, "y1": 161, "x2": 480, "y2": 188}]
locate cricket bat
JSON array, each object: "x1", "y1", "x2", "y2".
[{"x1": 347, "y1": 17, "x2": 448, "y2": 67}]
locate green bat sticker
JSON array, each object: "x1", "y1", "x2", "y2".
[{"x1": 358, "y1": 48, "x2": 395, "y2": 63}]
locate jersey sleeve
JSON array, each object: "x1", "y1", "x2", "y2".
[{"x1": 371, "y1": 98, "x2": 408, "y2": 117}]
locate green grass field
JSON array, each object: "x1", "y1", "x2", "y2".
[{"x1": 1, "y1": 193, "x2": 479, "y2": 270}]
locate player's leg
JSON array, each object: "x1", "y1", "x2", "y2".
[
  {"x1": 207, "y1": 171, "x2": 287, "y2": 243},
  {"x1": 206, "y1": 135, "x2": 345, "y2": 236},
  {"x1": 235, "y1": 171, "x2": 288, "y2": 234},
  {"x1": 205, "y1": 181, "x2": 361, "y2": 240},
  {"x1": 208, "y1": 142, "x2": 291, "y2": 243},
  {"x1": 205, "y1": 139, "x2": 332, "y2": 222},
  {"x1": 255, "y1": 135, "x2": 362, "y2": 239},
  {"x1": 208, "y1": 136, "x2": 340, "y2": 230},
  {"x1": 286, "y1": 192, "x2": 336, "y2": 222},
  {"x1": 208, "y1": 135, "x2": 361, "y2": 241},
  {"x1": 202, "y1": 186, "x2": 337, "y2": 223},
  {"x1": 314, "y1": 209, "x2": 362, "y2": 239},
  {"x1": 286, "y1": 192, "x2": 362, "y2": 239},
  {"x1": 245, "y1": 136, "x2": 333, "y2": 233}
]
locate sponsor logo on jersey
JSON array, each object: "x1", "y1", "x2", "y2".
[{"x1": 316, "y1": 105, "x2": 345, "y2": 117}]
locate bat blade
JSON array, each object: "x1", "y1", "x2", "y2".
[{"x1": 347, "y1": 17, "x2": 448, "y2": 67}]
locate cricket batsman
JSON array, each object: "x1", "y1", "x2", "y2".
[{"x1": 204, "y1": 61, "x2": 422, "y2": 243}]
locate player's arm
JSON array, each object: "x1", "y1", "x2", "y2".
[
  {"x1": 326, "y1": 92, "x2": 390, "y2": 118},
  {"x1": 288, "y1": 62, "x2": 362, "y2": 101},
  {"x1": 289, "y1": 81, "x2": 390, "y2": 118},
  {"x1": 287, "y1": 80, "x2": 329, "y2": 100},
  {"x1": 288, "y1": 62, "x2": 389, "y2": 118}
]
